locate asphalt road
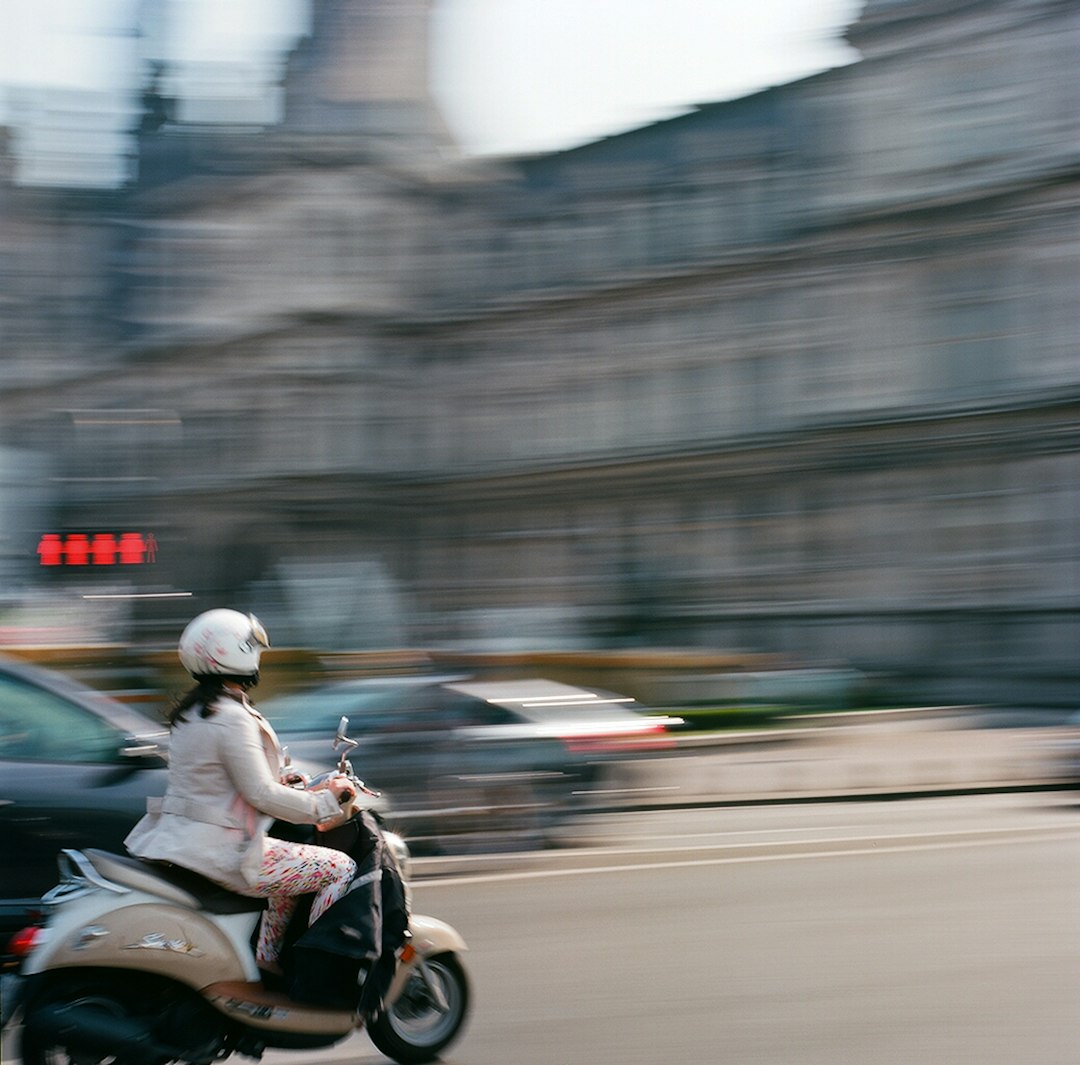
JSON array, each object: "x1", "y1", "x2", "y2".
[
  {"x1": 261, "y1": 794, "x2": 1080, "y2": 1065},
  {"x1": 6, "y1": 795, "x2": 1080, "y2": 1064}
]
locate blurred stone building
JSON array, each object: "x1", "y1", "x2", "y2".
[{"x1": 1, "y1": 0, "x2": 1079, "y2": 702}]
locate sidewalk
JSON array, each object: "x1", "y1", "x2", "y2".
[{"x1": 597, "y1": 709, "x2": 1073, "y2": 808}]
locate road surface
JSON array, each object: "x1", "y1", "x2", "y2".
[{"x1": 7, "y1": 794, "x2": 1079, "y2": 1064}]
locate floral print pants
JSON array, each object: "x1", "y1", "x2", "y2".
[{"x1": 249, "y1": 838, "x2": 357, "y2": 966}]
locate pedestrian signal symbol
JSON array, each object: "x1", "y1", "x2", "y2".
[{"x1": 37, "y1": 533, "x2": 158, "y2": 566}]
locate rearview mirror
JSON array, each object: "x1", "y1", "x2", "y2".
[
  {"x1": 334, "y1": 716, "x2": 358, "y2": 755},
  {"x1": 117, "y1": 735, "x2": 168, "y2": 768},
  {"x1": 119, "y1": 734, "x2": 165, "y2": 760}
]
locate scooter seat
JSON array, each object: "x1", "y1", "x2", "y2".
[{"x1": 84, "y1": 849, "x2": 267, "y2": 914}]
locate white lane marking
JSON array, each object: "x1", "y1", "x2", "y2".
[
  {"x1": 416, "y1": 820, "x2": 1077, "y2": 864},
  {"x1": 590, "y1": 818, "x2": 1072, "y2": 850},
  {"x1": 570, "y1": 824, "x2": 869, "y2": 843},
  {"x1": 413, "y1": 827, "x2": 1080, "y2": 888}
]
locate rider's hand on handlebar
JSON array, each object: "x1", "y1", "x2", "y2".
[
  {"x1": 308, "y1": 773, "x2": 349, "y2": 794},
  {"x1": 315, "y1": 775, "x2": 357, "y2": 831},
  {"x1": 326, "y1": 775, "x2": 356, "y2": 805}
]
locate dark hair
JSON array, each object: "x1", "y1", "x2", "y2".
[{"x1": 167, "y1": 672, "x2": 259, "y2": 727}]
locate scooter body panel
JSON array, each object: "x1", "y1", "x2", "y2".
[{"x1": 24, "y1": 891, "x2": 257, "y2": 987}]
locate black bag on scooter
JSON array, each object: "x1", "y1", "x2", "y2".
[{"x1": 274, "y1": 810, "x2": 410, "y2": 1013}]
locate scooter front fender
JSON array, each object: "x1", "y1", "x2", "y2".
[
  {"x1": 383, "y1": 914, "x2": 467, "y2": 1007},
  {"x1": 408, "y1": 913, "x2": 468, "y2": 957}
]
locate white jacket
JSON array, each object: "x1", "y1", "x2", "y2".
[{"x1": 125, "y1": 692, "x2": 342, "y2": 892}]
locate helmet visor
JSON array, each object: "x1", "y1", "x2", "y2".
[{"x1": 246, "y1": 614, "x2": 270, "y2": 652}]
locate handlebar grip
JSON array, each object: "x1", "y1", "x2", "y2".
[{"x1": 338, "y1": 788, "x2": 356, "y2": 805}]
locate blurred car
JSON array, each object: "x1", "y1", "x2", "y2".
[
  {"x1": 0, "y1": 655, "x2": 169, "y2": 940},
  {"x1": 261, "y1": 674, "x2": 682, "y2": 852},
  {"x1": 1040, "y1": 708, "x2": 1080, "y2": 787}
]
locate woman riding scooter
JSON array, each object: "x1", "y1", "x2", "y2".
[{"x1": 125, "y1": 608, "x2": 358, "y2": 978}]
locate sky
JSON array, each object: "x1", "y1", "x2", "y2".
[
  {"x1": 431, "y1": 0, "x2": 863, "y2": 155},
  {"x1": 0, "y1": 0, "x2": 864, "y2": 185}
]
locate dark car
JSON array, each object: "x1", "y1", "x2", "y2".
[
  {"x1": 0, "y1": 656, "x2": 169, "y2": 939},
  {"x1": 261, "y1": 674, "x2": 681, "y2": 852}
]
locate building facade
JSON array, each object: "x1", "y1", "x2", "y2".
[{"x1": 2, "y1": 0, "x2": 1079, "y2": 702}]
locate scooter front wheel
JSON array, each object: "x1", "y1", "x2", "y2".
[{"x1": 367, "y1": 952, "x2": 469, "y2": 1064}]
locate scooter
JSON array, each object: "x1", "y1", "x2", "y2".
[{"x1": 4, "y1": 717, "x2": 470, "y2": 1065}]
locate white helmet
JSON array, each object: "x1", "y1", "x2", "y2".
[{"x1": 178, "y1": 609, "x2": 270, "y2": 679}]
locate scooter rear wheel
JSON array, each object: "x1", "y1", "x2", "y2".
[
  {"x1": 20, "y1": 985, "x2": 140, "y2": 1065},
  {"x1": 367, "y1": 952, "x2": 469, "y2": 1064}
]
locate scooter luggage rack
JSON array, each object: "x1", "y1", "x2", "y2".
[{"x1": 42, "y1": 848, "x2": 133, "y2": 906}]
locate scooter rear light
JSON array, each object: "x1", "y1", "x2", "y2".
[{"x1": 6, "y1": 925, "x2": 44, "y2": 959}]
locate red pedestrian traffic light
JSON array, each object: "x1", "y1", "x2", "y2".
[
  {"x1": 37, "y1": 532, "x2": 157, "y2": 566},
  {"x1": 36, "y1": 534, "x2": 63, "y2": 566}
]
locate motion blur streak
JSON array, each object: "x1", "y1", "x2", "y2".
[
  {"x1": 413, "y1": 828, "x2": 1080, "y2": 888},
  {"x1": 0, "y1": 0, "x2": 1077, "y2": 722}
]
